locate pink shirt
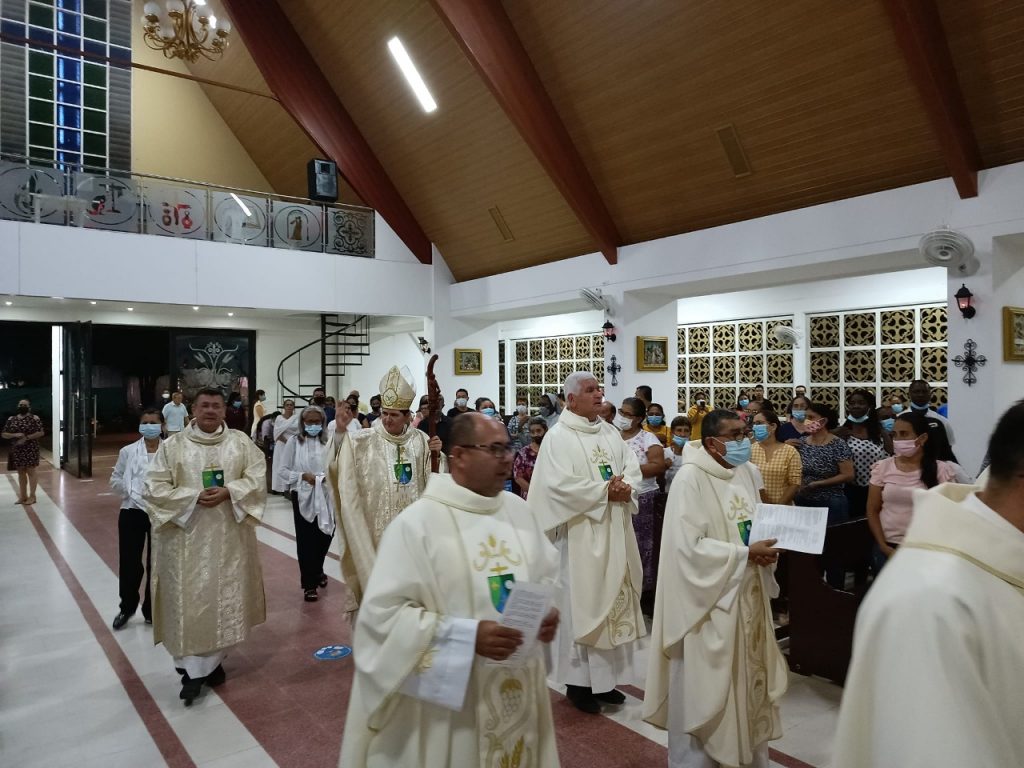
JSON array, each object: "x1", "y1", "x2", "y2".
[{"x1": 870, "y1": 458, "x2": 958, "y2": 543}]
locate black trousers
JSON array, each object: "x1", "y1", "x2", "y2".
[
  {"x1": 291, "y1": 492, "x2": 333, "y2": 590},
  {"x1": 118, "y1": 508, "x2": 151, "y2": 618}
]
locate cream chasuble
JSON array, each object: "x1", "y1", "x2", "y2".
[
  {"x1": 834, "y1": 483, "x2": 1024, "y2": 768},
  {"x1": 340, "y1": 474, "x2": 561, "y2": 768},
  {"x1": 643, "y1": 443, "x2": 787, "y2": 768},
  {"x1": 143, "y1": 425, "x2": 267, "y2": 658},
  {"x1": 332, "y1": 419, "x2": 441, "y2": 614},
  {"x1": 528, "y1": 409, "x2": 645, "y2": 689}
]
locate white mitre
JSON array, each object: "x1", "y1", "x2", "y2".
[{"x1": 379, "y1": 365, "x2": 416, "y2": 411}]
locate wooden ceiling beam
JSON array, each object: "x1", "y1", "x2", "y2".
[
  {"x1": 430, "y1": 0, "x2": 621, "y2": 264},
  {"x1": 221, "y1": 0, "x2": 432, "y2": 263},
  {"x1": 882, "y1": 0, "x2": 981, "y2": 198}
]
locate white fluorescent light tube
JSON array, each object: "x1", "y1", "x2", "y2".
[
  {"x1": 230, "y1": 193, "x2": 252, "y2": 217},
  {"x1": 388, "y1": 37, "x2": 437, "y2": 113}
]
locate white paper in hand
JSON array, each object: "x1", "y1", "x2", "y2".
[
  {"x1": 493, "y1": 582, "x2": 553, "y2": 668},
  {"x1": 749, "y1": 504, "x2": 829, "y2": 554}
]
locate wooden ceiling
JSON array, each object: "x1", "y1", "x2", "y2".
[{"x1": 183, "y1": 0, "x2": 1024, "y2": 281}]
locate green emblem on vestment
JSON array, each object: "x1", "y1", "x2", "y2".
[
  {"x1": 488, "y1": 573, "x2": 516, "y2": 612},
  {"x1": 393, "y1": 462, "x2": 412, "y2": 485},
  {"x1": 202, "y1": 467, "x2": 225, "y2": 488},
  {"x1": 737, "y1": 519, "x2": 752, "y2": 546},
  {"x1": 598, "y1": 463, "x2": 613, "y2": 481}
]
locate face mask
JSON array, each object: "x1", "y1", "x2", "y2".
[
  {"x1": 17, "y1": 405, "x2": 29, "y2": 414},
  {"x1": 516, "y1": 405, "x2": 528, "y2": 415},
  {"x1": 672, "y1": 435, "x2": 688, "y2": 448},
  {"x1": 232, "y1": 401, "x2": 242, "y2": 408},
  {"x1": 161, "y1": 392, "x2": 170, "y2": 400},
  {"x1": 647, "y1": 415, "x2": 663, "y2": 427},
  {"x1": 752, "y1": 424, "x2": 770, "y2": 442},
  {"x1": 259, "y1": 395, "x2": 266, "y2": 402},
  {"x1": 371, "y1": 404, "x2": 381, "y2": 413},
  {"x1": 696, "y1": 400, "x2": 706, "y2": 408},
  {"x1": 613, "y1": 414, "x2": 634, "y2": 431},
  {"x1": 804, "y1": 418, "x2": 826, "y2": 434},
  {"x1": 880, "y1": 417, "x2": 895, "y2": 432},
  {"x1": 304, "y1": 424, "x2": 323, "y2": 437},
  {"x1": 715, "y1": 436, "x2": 752, "y2": 466},
  {"x1": 481, "y1": 407, "x2": 496, "y2": 417},
  {"x1": 539, "y1": 406, "x2": 552, "y2": 417},
  {"x1": 847, "y1": 414, "x2": 869, "y2": 423},
  {"x1": 139, "y1": 424, "x2": 162, "y2": 439},
  {"x1": 739, "y1": 399, "x2": 750, "y2": 408},
  {"x1": 892, "y1": 438, "x2": 919, "y2": 457},
  {"x1": 791, "y1": 409, "x2": 806, "y2": 422},
  {"x1": 455, "y1": 398, "x2": 468, "y2": 409},
  {"x1": 532, "y1": 434, "x2": 544, "y2": 445},
  {"x1": 910, "y1": 401, "x2": 929, "y2": 412},
  {"x1": 891, "y1": 403, "x2": 903, "y2": 414}
]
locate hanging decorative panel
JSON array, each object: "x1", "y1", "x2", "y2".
[
  {"x1": 677, "y1": 316, "x2": 795, "y2": 412},
  {"x1": 807, "y1": 303, "x2": 947, "y2": 417}
]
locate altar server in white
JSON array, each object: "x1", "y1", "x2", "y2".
[
  {"x1": 644, "y1": 408, "x2": 788, "y2": 768},
  {"x1": 528, "y1": 371, "x2": 646, "y2": 714},
  {"x1": 834, "y1": 401, "x2": 1024, "y2": 768},
  {"x1": 340, "y1": 413, "x2": 561, "y2": 768}
]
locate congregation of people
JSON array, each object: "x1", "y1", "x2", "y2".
[{"x1": 91, "y1": 366, "x2": 1023, "y2": 767}]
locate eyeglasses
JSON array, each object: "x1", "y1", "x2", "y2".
[{"x1": 457, "y1": 443, "x2": 515, "y2": 458}]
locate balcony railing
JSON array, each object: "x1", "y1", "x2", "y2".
[{"x1": 0, "y1": 154, "x2": 374, "y2": 257}]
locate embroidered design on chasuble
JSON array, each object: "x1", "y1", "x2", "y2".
[
  {"x1": 480, "y1": 661, "x2": 539, "y2": 768},
  {"x1": 730, "y1": 494, "x2": 753, "y2": 545},
  {"x1": 590, "y1": 445, "x2": 614, "y2": 481},
  {"x1": 474, "y1": 534, "x2": 522, "y2": 613},
  {"x1": 742, "y1": 573, "x2": 775, "y2": 745},
  {"x1": 393, "y1": 444, "x2": 413, "y2": 486},
  {"x1": 202, "y1": 465, "x2": 225, "y2": 488}
]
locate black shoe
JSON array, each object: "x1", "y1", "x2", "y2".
[
  {"x1": 304, "y1": 588, "x2": 318, "y2": 602},
  {"x1": 144, "y1": 616, "x2": 153, "y2": 625},
  {"x1": 594, "y1": 688, "x2": 626, "y2": 705},
  {"x1": 566, "y1": 684, "x2": 601, "y2": 715},
  {"x1": 180, "y1": 676, "x2": 204, "y2": 706},
  {"x1": 206, "y1": 664, "x2": 226, "y2": 687},
  {"x1": 112, "y1": 611, "x2": 133, "y2": 630},
  {"x1": 318, "y1": 573, "x2": 328, "y2": 588}
]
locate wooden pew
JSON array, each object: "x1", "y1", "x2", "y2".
[{"x1": 786, "y1": 517, "x2": 874, "y2": 684}]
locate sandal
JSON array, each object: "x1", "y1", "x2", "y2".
[{"x1": 303, "y1": 588, "x2": 318, "y2": 602}]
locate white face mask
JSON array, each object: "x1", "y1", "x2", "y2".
[
  {"x1": 613, "y1": 413, "x2": 634, "y2": 431},
  {"x1": 516, "y1": 404, "x2": 528, "y2": 415},
  {"x1": 455, "y1": 398, "x2": 468, "y2": 409}
]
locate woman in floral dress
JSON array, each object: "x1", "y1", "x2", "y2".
[{"x1": 3, "y1": 398, "x2": 45, "y2": 505}]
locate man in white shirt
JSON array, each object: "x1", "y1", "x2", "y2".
[
  {"x1": 162, "y1": 391, "x2": 189, "y2": 434},
  {"x1": 907, "y1": 379, "x2": 955, "y2": 445},
  {"x1": 834, "y1": 401, "x2": 1024, "y2": 767}
]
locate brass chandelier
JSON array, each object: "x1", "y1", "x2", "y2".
[{"x1": 141, "y1": 0, "x2": 231, "y2": 63}]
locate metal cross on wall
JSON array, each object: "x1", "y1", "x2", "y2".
[
  {"x1": 952, "y1": 338, "x2": 987, "y2": 386},
  {"x1": 606, "y1": 355, "x2": 622, "y2": 386}
]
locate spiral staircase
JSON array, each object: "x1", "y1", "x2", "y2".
[{"x1": 276, "y1": 314, "x2": 370, "y2": 403}]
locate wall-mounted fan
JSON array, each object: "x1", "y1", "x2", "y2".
[
  {"x1": 919, "y1": 227, "x2": 978, "y2": 276},
  {"x1": 772, "y1": 324, "x2": 802, "y2": 348}
]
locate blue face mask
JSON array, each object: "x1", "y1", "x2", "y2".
[
  {"x1": 791, "y1": 409, "x2": 806, "y2": 422},
  {"x1": 715, "y1": 436, "x2": 752, "y2": 466},
  {"x1": 910, "y1": 401, "x2": 929, "y2": 411},
  {"x1": 647, "y1": 415, "x2": 663, "y2": 427},
  {"x1": 481, "y1": 407, "x2": 496, "y2": 417},
  {"x1": 847, "y1": 414, "x2": 869, "y2": 423},
  {"x1": 880, "y1": 417, "x2": 896, "y2": 432},
  {"x1": 891, "y1": 403, "x2": 903, "y2": 414},
  {"x1": 671, "y1": 435, "x2": 688, "y2": 448},
  {"x1": 752, "y1": 424, "x2": 770, "y2": 442},
  {"x1": 232, "y1": 401, "x2": 242, "y2": 408},
  {"x1": 739, "y1": 399, "x2": 750, "y2": 408},
  {"x1": 139, "y1": 424, "x2": 162, "y2": 439},
  {"x1": 304, "y1": 424, "x2": 323, "y2": 437}
]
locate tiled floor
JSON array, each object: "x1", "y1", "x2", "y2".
[{"x1": 1, "y1": 460, "x2": 841, "y2": 767}]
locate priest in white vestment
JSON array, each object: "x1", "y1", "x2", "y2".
[
  {"x1": 643, "y1": 409, "x2": 788, "y2": 768},
  {"x1": 529, "y1": 371, "x2": 647, "y2": 714},
  {"x1": 340, "y1": 413, "x2": 561, "y2": 767},
  {"x1": 834, "y1": 402, "x2": 1024, "y2": 768},
  {"x1": 332, "y1": 365, "x2": 442, "y2": 617},
  {"x1": 144, "y1": 388, "x2": 267, "y2": 706}
]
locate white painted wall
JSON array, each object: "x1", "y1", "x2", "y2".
[{"x1": 344, "y1": 332, "x2": 428, "y2": 409}]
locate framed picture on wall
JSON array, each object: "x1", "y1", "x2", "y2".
[
  {"x1": 636, "y1": 336, "x2": 669, "y2": 371},
  {"x1": 455, "y1": 348, "x2": 483, "y2": 375},
  {"x1": 1003, "y1": 306, "x2": 1024, "y2": 361}
]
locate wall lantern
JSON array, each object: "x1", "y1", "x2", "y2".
[
  {"x1": 954, "y1": 284, "x2": 976, "y2": 319},
  {"x1": 602, "y1": 320, "x2": 617, "y2": 342}
]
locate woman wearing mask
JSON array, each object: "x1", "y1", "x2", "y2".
[
  {"x1": 109, "y1": 408, "x2": 164, "y2": 630},
  {"x1": 271, "y1": 400, "x2": 300, "y2": 495},
  {"x1": 835, "y1": 389, "x2": 890, "y2": 518},
  {"x1": 663, "y1": 415, "x2": 691, "y2": 491},
  {"x1": 776, "y1": 394, "x2": 812, "y2": 443},
  {"x1": 3, "y1": 398, "x2": 45, "y2": 505},
  {"x1": 277, "y1": 406, "x2": 335, "y2": 602},
  {"x1": 615, "y1": 397, "x2": 667, "y2": 612},
  {"x1": 866, "y1": 411, "x2": 958, "y2": 570},
  {"x1": 225, "y1": 391, "x2": 247, "y2": 431},
  {"x1": 750, "y1": 410, "x2": 801, "y2": 506},
  {"x1": 512, "y1": 417, "x2": 547, "y2": 500},
  {"x1": 794, "y1": 403, "x2": 855, "y2": 524},
  {"x1": 539, "y1": 392, "x2": 561, "y2": 430},
  {"x1": 642, "y1": 402, "x2": 670, "y2": 446},
  {"x1": 876, "y1": 404, "x2": 896, "y2": 436},
  {"x1": 474, "y1": 397, "x2": 501, "y2": 421},
  {"x1": 735, "y1": 391, "x2": 751, "y2": 420},
  {"x1": 506, "y1": 396, "x2": 531, "y2": 450}
]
